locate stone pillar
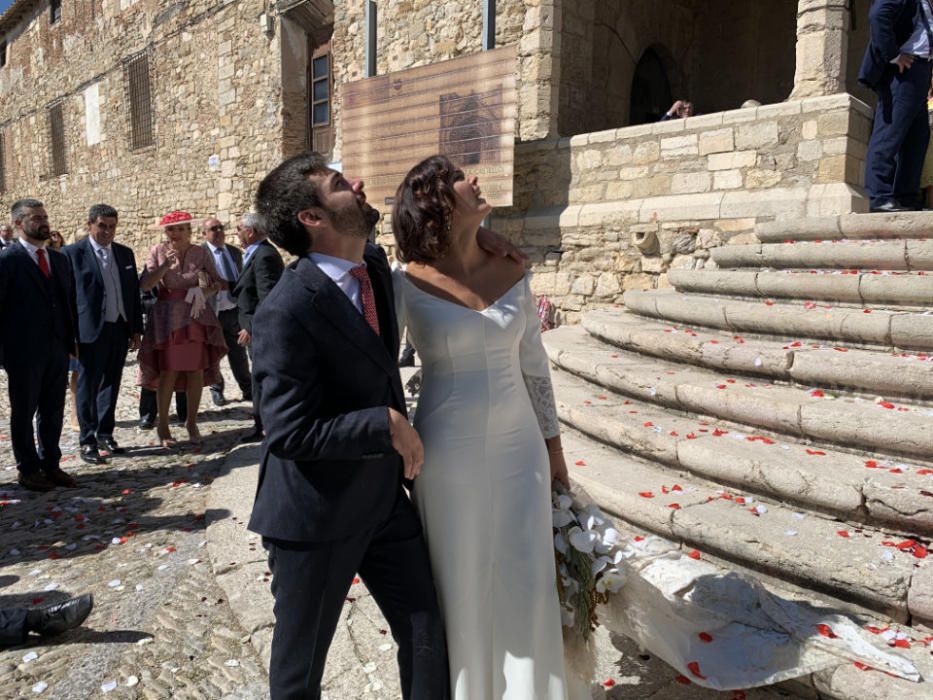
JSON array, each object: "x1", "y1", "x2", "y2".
[
  {"x1": 518, "y1": 0, "x2": 561, "y2": 141},
  {"x1": 791, "y1": 0, "x2": 849, "y2": 99}
]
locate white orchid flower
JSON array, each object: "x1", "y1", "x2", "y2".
[
  {"x1": 553, "y1": 509, "x2": 575, "y2": 528},
  {"x1": 554, "y1": 532, "x2": 568, "y2": 555},
  {"x1": 556, "y1": 493, "x2": 573, "y2": 511},
  {"x1": 568, "y1": 526, "x2": 599, "y2": 554}
]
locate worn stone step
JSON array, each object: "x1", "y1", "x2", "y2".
[
  {"x1": 552, "y1": 365, "x2": 933, "y2": 534},
  {"x1": 560, "y1": 427, "x2": 933, "y2": 624},
  {"x1": 544, "y1": 324, "x2": 933, "y2": 459},
  {"x1": 623, "y1": 288, "x2": 933, "y2": 351},
  {"x1": 668, "y1": 269, "x2": 933, "y2": 307},
  {"x1": 711, "y1": 239, "x2": 933, "y2": 271},
  {"x1": 757, "y1": 212, "x2": 933, "y2": 243},
  {"x1": 581, "y1": 310, "x2": 933, "y2": 400}
]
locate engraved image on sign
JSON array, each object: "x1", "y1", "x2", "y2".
[{"x1": 341, "y1": 46, "x2": 517, "y2": 208}]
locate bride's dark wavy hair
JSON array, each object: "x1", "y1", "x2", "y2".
[{"x1": 391, "y1": 155, "x2": 460, "y2": 263}]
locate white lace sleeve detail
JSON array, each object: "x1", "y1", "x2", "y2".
[{"x1": 523, "y1": 373, "x2": 560, "y2": 439}]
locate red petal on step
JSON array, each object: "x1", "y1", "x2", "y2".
[
  {"x1": 603, "y1": 679, "x2": 616, "y2": 688},
  {"x1": 833, "y1": 347, "x2": 849, "y2": 352},
  {"x1": 712, "y1": 429, "x2": 728, "y2": 437},
  {"x1": 863, "y1": 309, "x2": 872, "y2": 313},
  {"x1": 865, "y1": 460, "x2": 880, "y2": 469},
  {"x1": 764, "y1": 300, "x2": 775, "y2": 306},
  {"x1": 716, "y1": 384, "x2": 727, "y2": 389},
  {"x1": 574, "y1": 460, "x2": 586, "y2": 466},
  {"x1": 672, "y1": 485, "x2": 683, "y2": 492},
  {"x1": 675, "y1": 675, "x2": 691, "y2": 685},
  {"x1": 638, "y1": 492, "x2": 654, "y2": 498},
  {"x1": 790, "y1": 342, "x2": 803, "y2": 348},
  {"x1": 735, "y1": 497, "x2": 747, "y2": 505},
  {"x1": 893, "y1": 639, "x2": 911, "y2": 649},
  {"x1": 912, "y1": 544, "x2": 928, "y2": 559},
  {"x1": 597, "y1": 395, "x2": 607, "y2": 400},
  {"x1": 668, "y1": 503, "x2": 681, "y2": 510},
  {"x1": 817, "y1": 624, "x2": 838, "y2": 639},
  {"x1": 633, "y1": 536, "x2": 646, "y2": 542},
  {"x1": 917, "y1": 469, "x2": 933, "y2": 475},
  {"x1": 865, "y1": 626, "x2": 884, "y2": 634},
  {"x1": 896, "y1": 539, "x2": 917, "y2": 550},
  {"x1": 881, "y1": 541, "x2": 897, "y2": 547},
  {"x1": 353, "y1": 577, "x2": 361, "y2": 584},
  {"x1": 698, "y1": 632, "x2": 713, "y2": 643},
  {"x1": 687, "y1": 662, "x2": 707, "y2": 679},
  {"x1": 643, "y1": 421, "x2": 654, "y2": 427},
  {"x1": 837, "y1": 530, "x2": 851, "y2": 538},
  {"x1": 878, "y1": 402, "x2": 895, "y2": 409},
  {"x1": 661, "y1": 486, "x2": 670, "y2": 494},
  {"x1": 686, "y1": 433, "x2": 697, "y2": 439},
  {"x1": 806, "y1": 449, "x2": 826, "y2": 456},
  {"x1": 687, "y1": 550, "x2": 701, "y2": 560},
  {"x1": 809, "y1": 390, "x2": 825, "y2": 397},
  {"x1": 888, "y1": 467, "x2": 903, "y2": 474},
  {"x1": 853, "y1": 662, "x2": 873, "y2": 671},
  {"x1": 582, "y1": 400, "x2": 591, "y2": 406}
]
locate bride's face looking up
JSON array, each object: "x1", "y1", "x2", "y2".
[{"x1": 450, "y1": 171, "x2": 493, "y2": 231}]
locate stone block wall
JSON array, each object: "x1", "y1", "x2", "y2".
[
  {"x1": 0, "y1": 0, "x2": 284, "y2": 254},
  {"x1": 494, "y1": 93, "x2": 872, "y2": 321}
]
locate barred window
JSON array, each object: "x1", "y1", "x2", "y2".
[
  {"x1": 125, "y1": 52, "x2": 153, "y2": 150},
  {"x1": 48, "y1": 102, "x2": 67, "y2": 176},
  {"x1": 0, "y1": 131, "x2": 6, "y2": 193},
  {"x1": 309, "y1": 43, "x2": 333, "y2": 156},
  {"x1": 50, "y1": 0, "x2": 61, "y2": 24}
]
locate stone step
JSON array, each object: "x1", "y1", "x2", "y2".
[
  {"x1": 559, "y1": 427, "x2": 933, "y2": 625},
  {"x1": 757, "y1": 212, "x2": 933, "y2": 243},
  {"x1": 552, "y1": 366, "x2": 933, "y2": 534},
  {"x1": 581, "y1": 309, "x2": 933, "y2": 400},
  {"x1": 544, "y1": 324, "x2": 933, "y2": 459},
  {"x1": 622, "y1": 288, "x2": 933, "y2": 351},
  {"x1": 668, "y1": 269, "x2": 933, "y2": 307},
  {"x1": 711, "y1": 239, "x2": 933, "y2": 271}
]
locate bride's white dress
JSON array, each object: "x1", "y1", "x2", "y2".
[{"x1": 394, "y1": 271, "x2": 568, "y2": 700}]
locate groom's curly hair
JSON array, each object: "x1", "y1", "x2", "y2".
[
  {"x1": 255, "y1": 152, "x2": 331, "y2": 256},
  {"x1": 392, "y1": 155, "x2": 460, "y2": 263}
]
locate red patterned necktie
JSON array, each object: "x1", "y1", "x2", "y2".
[
  {"x1": 349, "y1": 265, "x2": 380, "y2": 336},
  {"x1": 36, "y1": 248, "x2": 51, "y2": 278}
]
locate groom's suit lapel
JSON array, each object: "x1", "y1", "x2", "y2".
[{"x1": 294, "y1": 255, "x2": 396, "y2": 377}]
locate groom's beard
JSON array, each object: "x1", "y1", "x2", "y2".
[{"x1": 331, "y1": 200, "x2": 376, "y2": 240}]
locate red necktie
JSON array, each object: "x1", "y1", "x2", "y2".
[
  {"x1": 36, "y1": 248, "x2": 51, "y2": 279},
  {"x1": 349, "y1": 266, "x2": 380, "y2": 336}
]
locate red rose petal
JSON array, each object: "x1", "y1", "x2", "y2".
[
  {"x1": 837, "y1": 530, "x2": 851, "y2": 539},
  {"x1": 806, "y1": 449, "x2": 826, "y2": 456},
  {"x1": 668, "y1": 503, "x2": 681, "y2": 510},
  {"x1": 602, "y1": 679, "x2": 616, "y2": 688},
  {"x1": 638, "y1": 491, "x2": 654, "y2": 499},
  {"x1": 698, "y1": 632, "x2": 713, "y2": 643},
  {"x1": 817, "y1": 624, "x2": 838, "y2": 639},
  {"x1": 853, "y1": 662, "x2": 873, "y2": 671},
  {"x1": 687, "y1": 661, "x2": 707, "y2": 679},
  {"x1": 687, "y1": 549, "x2": 701, "y2": 560},
  {"x1": 574, "y1": 460, "x2": 586, "y2": 466},
  {"x1": 675, "y1": 675, "x2": 691, "y2": 685}
]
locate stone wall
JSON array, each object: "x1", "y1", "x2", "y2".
[
  {"x1": 0, "y1": 0, "x2": 284, "y2": 254},
  {"x1": 495, "y1": 93, "x2": 871, "y2": 321}
]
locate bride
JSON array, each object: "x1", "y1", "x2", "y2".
[{"x1": 391, "y1": 155, "x2": 571, "y2": 699}]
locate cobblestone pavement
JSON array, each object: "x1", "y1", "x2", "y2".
[{"x1": 0, "y1": 361, "x2": 268, "y2": 699}]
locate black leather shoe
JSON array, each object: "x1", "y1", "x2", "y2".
[
  {"x1": 80, "y1": 445, "x2": 106, "y2": 465},
  {"x1": 45, "y1": 468, "x2": 77, "y2": 488},
  {"x1": 210, "y1": 388, "x2": 227, "y2": 407},
  {"x1": 138, "y1": 418, "x2": 155, "y2": 430},
  {"x1": 870, "y1": 201, "x2": 912, "y2": 213},
  {"x1": 18, "y1": 472, "x2": 55, "y2": 492},
  {"x1": 30, "y1": 593, "x2": 94, "y2": 636},
  {"x1": 98, "y1": 438, "x2": 126, "y2": 455},
  {"x1": 240, "y1": 427, "x2": 264, "y2": 443}
]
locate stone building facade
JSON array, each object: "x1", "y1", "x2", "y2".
[{"x1": 0, "y1": 0, "x2": 872, "y2": 319}]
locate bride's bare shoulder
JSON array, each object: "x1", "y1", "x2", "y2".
[{"x1": 487, "y1": 253, "x2": 526, "y2": 288}]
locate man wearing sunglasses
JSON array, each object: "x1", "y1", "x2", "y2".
[{"x1": 201, "y1": 218, "x2": 252, "y2": 406}]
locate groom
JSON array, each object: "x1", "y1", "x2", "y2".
[{"x1": 249, "y1": 153, "x2": 446, "y2": 699}]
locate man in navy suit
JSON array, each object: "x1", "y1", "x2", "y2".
[
  {"x1": 63, "y1": 204, "x2": 144, "y2": 465},
  {"x1": 859, "y1": 0, "x2": 933, "y2": 211},
  {"x1": 0, "y1": 199, "x2": 79, "y2": 492}
]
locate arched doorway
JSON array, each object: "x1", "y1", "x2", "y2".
[{"x1": 629, "y1": 48, "x2": 674, "y2": 125}]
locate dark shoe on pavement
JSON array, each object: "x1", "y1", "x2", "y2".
[
  {"x1": 240, "y1": 427, "x2": 264, "y2": 443},
  {"x1": 29, "y1": 593, "x2": 94, "y2": 636},
  {"x1": 45, "y1": 468, "x2": 77, "y2": 488},
  {"x1": 210, "y1": 388, "x2": 227, "y2": 407},
  {"x1": 870, "y1": 200, "x2": 912, "y2": 213},
  {"x1": 139, "y1": 418, "x2": 155, "y2": 430},
  {"x1": 98, "y1": 438, "x2": 126, "y2": 455},
  {"x1": 79, "y1": 445, "x2": 106, "y2": 465},
  {"x1": 18, "y1": 472, "x2": 55, "y2": 492}
]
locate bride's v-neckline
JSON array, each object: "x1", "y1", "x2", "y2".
[{"x1": 403, "y1": 272, "x2": 525, "y2": 314}]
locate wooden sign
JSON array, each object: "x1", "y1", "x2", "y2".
[{"x1": 341, "y1": 46, "x2": 517, "y2": 208}]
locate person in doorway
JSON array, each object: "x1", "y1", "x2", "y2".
[{"x1": 660, "y1": 99, "x2": 694, "y2": 121}]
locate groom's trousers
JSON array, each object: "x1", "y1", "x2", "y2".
[{"x1": 263, "y1": 489, "x2": 449, "y2": 700}]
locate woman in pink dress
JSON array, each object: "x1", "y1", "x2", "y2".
[{"x1": 139, "y1": 211, "x2": 227, "y2": 447}]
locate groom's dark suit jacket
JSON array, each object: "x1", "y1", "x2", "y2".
[
  {"x1": 248, "y1": 242, "x2": 405, "y2": 542},
  {"x1": 858, "y1": 0, "x2": 922, "y2": 89}
]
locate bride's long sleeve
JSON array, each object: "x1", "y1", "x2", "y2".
[
  {"x1": 518, "y1": 277, "x2": 560, "y2": 440},
  {"x1": 390, "y1": 262, "x2": 408, "y2": 339}
]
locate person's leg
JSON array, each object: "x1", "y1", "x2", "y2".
[
  {"x1": 35, "y1": 352, "x2": 68, "y2": 475},
  {"x1": 247, "y1": 345, "x2": 262, "y2": 432},
  {"x1": 95, "y1": 324, "x2": 130, "y2": 442},
  {"x1": 69, "y1": 370, "x2": 79, "y2": 431},
  {"x1": 893, "y1": 61, "x2": 933, "y2": 209},
  {"x1": 156, "y1": 371, "x2": 179, "y2": 446},
  {"x1": 0, "y1": 608, "x2": 29, "y2": 648},
  {"x1": 223, "y1": 314, "x2": 252, "y2": 399},
  {"x1": 865, "y1": 75, "x2": 914, "y2": 208},
  {"x1": 210, "y1": 310, "x2": 238, "y2": 400},
  {"x1": 264, "y1": 536, "x2": 366, "y2": 700},
  {"x1": 175, "y1": 391, "x2": 188, "y2": 424},
  {"x1": 6, "y1": 361, "x2": 42, "y2": 475},
  {"x1": 184, "y1": 370, "x2": 204, "y2": 443},
  {"x1": 75, "y1": 341, "x2": 104, "y2": 447},
  {"x1": 359, "y1": 494, "x2": 449, "y2": 700},
  {"x1": 139, "y1": 387, "x2": 156, "y2": 425}
]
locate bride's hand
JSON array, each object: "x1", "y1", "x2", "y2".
[{"x1": 549, "y1": 449, "x2": 570, "y2": 491}]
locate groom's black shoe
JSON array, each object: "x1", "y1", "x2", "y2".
[{"x1": 27, "y1": 594, "x2": 94, "y2": 636}]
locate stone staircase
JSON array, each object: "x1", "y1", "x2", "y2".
[{"x1": 543, "y1": 212, "x2": 933, "y2": 699}]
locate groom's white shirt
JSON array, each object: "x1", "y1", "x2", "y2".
[{"x1": 309, "y1": 253, "x2": 364, "y2": 315}]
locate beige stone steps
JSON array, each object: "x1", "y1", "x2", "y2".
[
  {"x1": 711, "y1": 239, "x2": 933, "y2": 271},
  {"x1": 544, "y1": 324, "x2": 933, "y2": 459},
  {"x1": 623, "y1": 288, "x2": 933, "y2": 351},
  {"x1": 757, "y1": 212, "x2": 933, "y2": 243},
  {"x1": 581, "y1": 309, "x2": 933, "y2": 400},
  {"x1": 668, "y1": 269, "x2": 933, "y2": 307},
  {"x1": 552, "y1": 366, "x2": 933, "y2": 534},
  {"x1": 560, "y1": 427, "x2": 932, "y2": 624}
]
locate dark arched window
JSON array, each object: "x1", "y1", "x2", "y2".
[{"x1": 629, "y1": 48, "x2": 674, "y2": 125}]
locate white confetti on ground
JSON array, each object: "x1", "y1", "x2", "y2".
[
  {"x1": 101, "y1": 680, "x2": 117, "y2": 693},
  {"x1": 363, "y1": 662, "x2": 377, "y2": 674},
  {"x1": 31, "y1": 681, "x2": 48, "y2": 694},
  {"x1": 224, "y1": 659, "x2": 240, "y2": 667},
  {"x1": 784, "y1": 530, "x2": 798, "y2": 537},
  {"x1": 22, "y1": 651, "x2": 38, "y2": 663},
  {"x1": 107, "y1": 579, "x2": 121, "y2": 588},
  {"x1": 125, "y1": 676, "x2": 139, "y2": 687}
]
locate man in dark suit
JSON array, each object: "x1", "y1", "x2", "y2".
[
  {"x1": 201, "y1": 217, "x2": 252, "y2": 406},
  {"x1": 859, "y1": 0, "x2": 933, "y2": 211},
  {"x1": 0, "y1": 199, "x2": 79, "y2": 492},
  {"x1": 0, "y1": 224, "x2": 14, "y2": 251},
  {"x1": 63, "y1": 204, "x2": 144, "y2": 464},
  {"x1": 248, "y1": 153, "x2": 449, "y2": 700},
  {"x1": 231, "y1": 211, "x2": 284, "y2": 443}
]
